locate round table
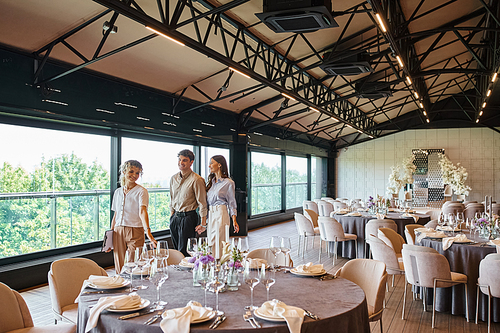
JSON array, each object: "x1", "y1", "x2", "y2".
[
  {"x1": 332, "y1": 212, "x2": 430, "y2": 258},
  {"x1": 77, "y1": 268, "x2": 370, "y2": 333},
  {"x1": 419, "y1": 233, "x2": 498, "y2": 322}
]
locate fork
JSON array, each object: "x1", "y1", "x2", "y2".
[
  {"x1": 144, "y1": 311, "x2": 162, "y2": 325},
  {"x1": 243, "y1": 311, "x2": 257, "y2": 328}
]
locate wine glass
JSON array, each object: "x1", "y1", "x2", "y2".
[
  {"x1": 196, "y1": 263, "x2": 212, "y2": 309},
  {"x1": 198, "y1": 237, "x2": 210, "y2": 253},
  {"x1": 207, "y1": 265, "x2": 225, "y2": 315},
  {"x1": 187, "y1": 238, "x2": 198, "y2": 258},
  {"x1": 456, "y1": 212, "x2": 464, "y2": 231},
  {"x1": 280, "y1": 237, "x2": 291, "y2": 268},
  {"x1": 448, "y1": 213, "x2": 456, "y2": 233},
  {"x1": 243, "y1": 261, "x2": 260, "y2": 310},
  {"x1": 238, "y1": 237, "x2": 250, "y2": 258},
  {"x1": 157, "y1": 241, "x2": 169, "y2": 266},
  {"x1": 260, "y1": 265, "x2": 275, "y2": 301},
  {"x1": 123, "y1": 250, "x2": 138, "y2": 292},
  {"x1": 149, "y1": 259, "x2": 168, "y2": 310},
  {"x1": 134, "y1": 247, "x2": 148, "y2": 289},
  {"x1": 437, "y1": 212, "x2": 445, "y2": 230},
  {"x1": 269, "y1": 236, "x2": 281, "y2": 270}
]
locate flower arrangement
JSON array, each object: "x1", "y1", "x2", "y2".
[
  {"x1": 367, "y1": 196, "x2": 375, "y2": 209},
  {"x1": 438, "y1": 155, "x2": 471, "y2": 196},
  {"x1": 188, "y1": 242, "x2": 214, "y2": 269},
  {"x1": 387, "y1": 155, "x2": 416, "y2": 195},
  {"x1": 220, "y1": 242, "x2": 243, "y2": 272}
]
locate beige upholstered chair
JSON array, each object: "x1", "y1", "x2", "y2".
[
  {"x1": 317, "y1": 200, "x2": 334, "y2": 217},
  {"x1": 442, "y1": 200, "x2": 460, "y2": 208},
  {"x1": 0, "y1": 282, "x2": 76, "y2": 333},
  {"x1": 424, "y1": 219, "x2": 438, "y2": 229},
  {"x1": 333, "y1": 201, "x2": 347, "y2": 211},
  {"x1": 476, "y1": 253, "x2": 500, "y2": 333},
  {"x1": 313, "y1": 198, "x2": 322, "y2": 204},
  {"x1": 304, "y1": 208, "x2": 319, "y2": 228},
  {"x1": 294, "y1": 212, "x2": 320, "y2": 258},
  {"x1": 424, "y1": 210, "x2": 441, "y2": 221},
  {"x1": 48, "y1": 258, "x2": 107, "y2": 324},
  {"x1": 404, "y1": 224, "x2": 422, "y2": 245},
  {"x1": 464, "y1": 206, "x2": 484, "y2": 220},
  {"x1": 167, "y1": 249, "x2": 185, "y2": 265},
  {"x1": 303, "y1": 200, "x2": 319, "y2": 215},
  {"x1": 378, "y1": 228, "x2": 405, "y2": 260},
  {"x1": 401, "y1": 244, "x2": 469, "y2": 327},
  {"x1": 321, "y1": 197, "x2": 334, "y2": 201},
  {"x1": 352, "y1": 203, "x2": 363, "y2": 209},
  {"x1": 442, "y1": 204, "x2": 465, "y2": 216},
  {"x1": 463, "y1": 201, "x2": 478, "y2": 206},
  {"x1": 335, "y1": 259, "x2": 388, "y2": 332},
  {"x1": 368, "y1": 234, "x2": 404, "y2": 289},
  {"x1": 247, "y1": 248, "x2": 293, "y2": 267},
  {"x1": 318, "y1": 216, "x2": 357, "y2": 265},
  {"x1": 365, "y1": 219, "x2": 397, "y2": 258},
  {"x1": 491, "y1": 204, "x2": 500, "y2": 216}
]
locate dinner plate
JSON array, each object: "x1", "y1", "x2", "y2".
[
  {"x1": 426, "y1": 235, "x2": 446, "y2": 239},
  {"x1": 453, "y1": 240, "x2": 474, "y2": 244},
  {"x1": 88, "y1": 280, "x2": 130, "y2": 290},
  {"x1": 254, "y1": 308, "x2": 286, "y2": 322},
  {"x1": 290, "y1": 268, "x2": 326, "y2": 276},
  {"x1": 179, "y1": 261, "x2": 194, "y2": 268},
  {"x1": 192, "y1": 311, "x2": 216, "y2": 323},
  {"x1": 107, "y1": 299, "x2": 150, "y2": 312}
]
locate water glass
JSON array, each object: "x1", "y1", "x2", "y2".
[
  {"x1": 157, "y1": 240, "x2": 169, "y2": 265},
  {"x1": 456, "y1": 212, "x2": 464, "y2": 231},
  {"x1": 123, "y1": 250, "x2": 138, "y2": 292},
  {"x1": 207, "y1": 265, "x2": 226, "y2": 315},
  {"x1": 149, "y1": 259, "x2": 168, "y2": 310},
  {"x1": 260, "y1": 266, "x2": 275, "y2": 301},
  {"x1": 187, "y1": 238, "x2": 198, "y2": 257},
  {"x1": 196, "y1": 264, "x2": 211, "y2": 309},
  {"x1": 134, "y1": 247, "x2": 148, "y2": 289},
  {"x1": 269, "y1": 236, "x2": 281, "y2": 269},
  {"x1": 238, "y1": 237, "x2": 250, "y2": 258},
  {"x1": 243, "y1": 261, "x2": 260, "y2": 310},
  {"x1": 280, "y1": 237, "x2": 291, "y2": 267}
]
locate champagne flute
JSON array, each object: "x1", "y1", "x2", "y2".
[
  {"x1": 134, "y1": 247, "x2": 148, "y2": 289},
  {"x1": 456, "y1": 212, "x2": 464, "y2": 231},
  {"x1": 149, "y1": 259, "x2": 168, "y2": 310},
  {"x1": 187, "y1": 238, "x2": 198, "y2": 258},
  {"x1": 157, "y1": 240, "x2": 169, "y2": 266},
  {"x1": 269, "y1": 236, "x2": 281, "y2": 270},
  {"x1": 243, "y1": 261, "x2": 260, "y2": 310},
  {"x1": 196, "y1": 263, "x2": 211, "y2": 309},
  {"x1": 238, "y1": 237, "x2": 250, "y2": 258},
  {"x1": 437, "y1": 212, "x2": 445, "y2": 230},
  {"x1": 280, "y1": 237, "x2": 291, "y2": 268},
  {"x1": 260, "y1": 265, "x2": 275, "y2": 301},
  {"x1": 123, "y1": 250, "x2": 138, "y2": 292},
  {"x1": 207, "y1": 265, "x2": 225, "y2": 315}
]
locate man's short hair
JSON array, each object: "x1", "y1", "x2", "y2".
[{"x1": 178, "y1": 149, "x2": 195, "y2": 161}]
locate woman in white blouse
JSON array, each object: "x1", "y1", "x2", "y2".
[
  {"x1": 109, "y1": 160, "x2": 156, "y2": 273},
  {"x1": 199, "y1": 155, "x2": 239, "y2": 259}
]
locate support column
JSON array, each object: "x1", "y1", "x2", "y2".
[{"x1": 230, "y1": 133, "x2": 249, "y2": 236}]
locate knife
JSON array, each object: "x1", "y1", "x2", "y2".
[
  {"x1": 212, "y1": 314, "x2": 226, "y2": 329},
  {"x1": 118, "y1": 308, "x2": 156, "y2": 320}
]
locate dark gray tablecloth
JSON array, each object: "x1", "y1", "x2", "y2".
[
  {"x1": 332, "y1": 213, "x2": 430, "y2": 258},
  {"x1": 420, "y1": 233, "x2": 498, "y2": 322},
  {"x1": 78, "y1": 268, "x2": 370, "y2": 333}
]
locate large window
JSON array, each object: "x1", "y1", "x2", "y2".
[
  {"x1": 286, "y1": 156, "x2": 307, "y2": 209},
  {"x1": 311, "y1": 156, "x2": 327, "y2": 199},
  {"x1": 200, "y1": 146, "x2": 230, "y2": 180},
  {"x1": 121, "y1": 138, "x2": 194, "y2": 231},
  {"x1": 0, "y1": 124, "x2": 110, "y2": 258},
  {"x1": 250, "y1": 152, "x2": 281, "y2": 215}
]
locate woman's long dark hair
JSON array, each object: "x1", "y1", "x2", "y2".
[{"x1": 206, "y1": 155, "x2": 229, "y2": 192}]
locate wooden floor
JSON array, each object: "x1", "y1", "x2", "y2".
[{"x1": 21, "y1": 220, "x2": 500, "y2": 332}]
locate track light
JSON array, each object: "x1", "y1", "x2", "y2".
[
  {"x1": 396, "y1": 55, "x2": 404, "y2": 68},
  {"x1": 145, "y1": 26, "x2": 185, "y2": 46},
  {"x1": 492, "y1": 73, "x2": 497, "y2": 83},
  {"x1": 375, "y1": 14, "x2": 387, "y2": 33},
  {"x1": 419, "y1": 102, "x2": 424, "y2": 108},
  {"x1": 414, "y1": 92, "x2": 419, "y2": 99},
  {"x1": 426, "y1": 118, "x2": 430, "y2": 123},
  {"x1": 482, "y1": 102, "x2": 487, "y2": 108},
  {"x1": 476, "y1": 119, "x2": 480, "y2": 123},
  {"x1": 479, "y1": 110, "x2": 483, "y2": 116},
  {"x1": 281, "y1": 92, "x2": 296, "y2": 101},
  {"x1": 310, "y1": 107, "x2": 320, "y2": 113},
  {"x1": 229, "y1": 67, "x2": 250, "y2": 79},
  {"x1": 406, "y1": 76, "x2": 412, "y2": 85},
  {"x1": 423, "y1": 111, "x2": 427, "y2": 116},
  {"x1": 487, "y1": 89, "x2": 491, "y2": 97}
]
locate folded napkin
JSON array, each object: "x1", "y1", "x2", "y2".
[
  {"x1": 259, "y1": 299, "x2": 305, "y2": 333},
  {"x1": 402, "y1": 213, "x2": 419, "y2": 223},
  {"x1": 76, "y1": 275, "x2": 125, "y2": 302},
  {"x1": 334, "y1": 209, "x2": 349, "y2": 214},
  {"x1": 246, "y1": 258, "x2": 267, "y2": 269},
  {"x1": 345, "y1": 212, "x2": 362, "y2": 217},
  {"x1": 160, "y1": 301, "x2": 212, "y2": 333},
  {"x1": 180, "y1": 257, "x2": 195, "y2": 267},
  {"x1": 442, "y1": 234, "x2": 471, "y2": 250},
  {"x1": 376, "y1": 213, "x2": 386, "y2": 219},
  {"x1": 415, "y1": 227, "x2": 434, "y2": 233},
  {"x1": 295, "y1": 262, "x2": 323, "y2": 274},
  {"x1": 488, "y1": 238, "x2": 500, "y2": 253},
  {"x1": 415, "y1": 230, "x2": 446, "y2": 243},
  {"x1": 85, "y1": 293, "x2": 142, "y2": 332}
]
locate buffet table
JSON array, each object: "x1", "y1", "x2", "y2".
[
  {"x1": 78, "y1": 268, "x2": 370, "y2": 333},
  {"x1": 332, "y1": 212, "x2": 430, "y2": 258},
  {"x1": 419, "y1": 233, "x2": 498, "y2": 322}
]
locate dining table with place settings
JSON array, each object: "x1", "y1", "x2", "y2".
[
  {"x1": 418, "y1": 230, "x2": 499, "y2": 323},
  {"x1": 331, "y1": 211, "x2": 431, "y2": 258},
  {"x1": 77, "y1": 265, "x2": 370, "y2": 333}
]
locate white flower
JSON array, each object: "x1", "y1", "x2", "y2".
[
  {"x1": 438, "y1": 154, "x2": 471, "y2": 195},
  {"x1": 386, "y1": 155, "x2": 416, "y2": 195}
]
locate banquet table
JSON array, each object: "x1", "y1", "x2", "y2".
[
  {"x1": 77, "y1": 268, "x2": 370, "y2": 333},
  {"x1": 419, "y1": 232, "x2": 498, "y2": 322},
  {"x1": 332, "y1": 212, "x2": 430, "y2": 258}
]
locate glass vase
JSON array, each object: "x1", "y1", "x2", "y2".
[
  {"x1": 193, "y1": 266, "x2": 201, "y2": 287},
  {"x1": 227, "y1": 269, "x2": 239, "y2": 291}
]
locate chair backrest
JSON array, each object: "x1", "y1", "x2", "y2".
[
  {"x1": 424, "y1": 210, "x2": 441, "y2": 221},
  {"x1": 0, "y1": 282, "x2": 33, "y2": 332},
  {"x1": 352, "y1": 203, "x2": 363, "y2": 209},
  {"x1": 492, "y1": 204, "x2": 500, "y2": 215},
  {"x1": 336, "y1": 198, "x2": 349, "y2": 203},
  {"x1": 313, "y1": 198, "x2": 322, "y2": 204},
  {"x1": 321, "y1": 197, "x2": 334, "y2": 201},
  {"x1": 463, "y1": 201, "x2": 477, "y2": 206},
  {"x1": 368, "y1": 235, "x2": 401, "y2": 274},
  {"x1": 303, "y1": 201, "x2": 319, "y2": 215},
  {"x1": 365, "y1": 219, "x2": 397, "y2": 242},
  {"x1": 442, "y1": 200, "x2": 460, "y2": 208},
  {"x1": 317, "y1": 201, "x2": 334, "y2": 217},
  {"x1": 333, "y1": 202, "x2": 347, "y2": 211},
  {"x1": 318, "y1": 216, "x2": 346, "y2": 241},
  {"x1": 404, "y1": 224, "x2": 422, "y2": 245},
  {"x1": 401, "y1": 244, "x2": 451, "y2": 288},
  {"x1": 167, "y1": 249, "x2": 185, "y2": 265},
  {"x1": 304, "y1": 209, "x2": 319, "y2": 228},
  {"x1": 247, "y1": 248, "x2": 293, "y2": 267},
  {"x1": 378, "y1": 228, "x2": 405, "y2": 254},
  {"x1": 294, "y1": 212, "x2": 315, "y2": 236},
  {"x1": 352, "y1": 198, "x2": 362, "y2": 203},
  {"x1": 48, "y1": 258, "x2": 107, "y2": 317},
  {"x1": 442, "y1": 204, "x2": 464, "y2": 215},
  {"x1": 424, "y1": 219, "x2": 438, "y2": 229},
  {"x1": 463, "y1": 206, "x2": 484, "y2": 220},
  {"x1": 479, "y1": 254, "x2": 500, "y2": 298},
  {"x1": 336, "y1": 259, "x2": 387, "y2": 318}
]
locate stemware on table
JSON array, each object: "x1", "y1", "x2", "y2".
[
  {"x1": 187, "y1": 237, "x2": 198, "y2": 257},
  {"x1": 134, "y1": 247, "x2": 148, "y2": 289},
  {"x1": 269, "y1": 236, "x2": 281, "y2": 269},
  {"x1": 123, "y1": 249, "x2": 138, "y2": 292},
  {"x1": 237, "y1": 237, "x2": 250, "y2": 258},
  {"x1": 156, "y1": 240, "x2": 170, "y2": 266},
  {"x1": 149, "y1": 258, "x2": 169, "y2": 310},
  {"x1": 243, "y1": 261, "x2": 260, "y2": 310},
  {"x1": 196, "y1": 263, "x2": 212, "y2": 309},
  {"x1": 280, "y1": 237, "x2": 291, "y2": 266},
  {"x1": 260, "y1": 265, "x2": 275, "y2": 301},
  {"x1": 207, "y1": 264, "x2": 226, "y2": 315}
]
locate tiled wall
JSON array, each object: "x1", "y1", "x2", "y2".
[{"x1": 336, "y1": 128, "x2": 500, "y2": 204}]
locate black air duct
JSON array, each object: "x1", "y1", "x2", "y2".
[
  {"x1": 320, "y1": 53, "x2": 373, "y2": 76},
  {"x1": 356, "y1": 81, "x2": 393, "y2": 99},
  {"x1": 256, "y1": 0, "x2": 338, "y2": 33}
]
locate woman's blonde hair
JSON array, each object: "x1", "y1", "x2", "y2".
[{"x1": 119, "y1": 160, "x2": 143, "y2": 186}]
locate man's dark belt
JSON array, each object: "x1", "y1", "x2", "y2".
[{"x1": 174, "y1": 210, "x2": 197, "y2": 217}]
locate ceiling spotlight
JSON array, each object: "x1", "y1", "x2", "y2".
[
  {"x1": 423, "y1": 111, "x2": 427, "y2": 116},
  {"x1": 492, "y1": 72, "x2": 498, "y2": 83},
  {"x1": 476, "y1": 119, "x2": 480, "y2": 123},
  {"x1": 396, "y1": 55, "x2": 404, "y2": 68},
  {"x1": 281, "y1": 98, "x2": 289, "y2": 108},
  {"x1": 426, "y1": 118, "x2": 430, "y2": 123},
  {"x1": 375, "y1": 14, "x2": 387, "y2": 33},
  {"x1": 103, "y1": 21, "x2": 118, "y2": 34},
  {"x1": 487, "y1": 89, "x2": 491, "y2": 97},
  {"x1": 406, "y1": 76, "x2": 412, "y2": 85},
  {"x1": 482, "y1": 102, "x2": 487, "y2": 108}
]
